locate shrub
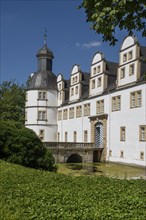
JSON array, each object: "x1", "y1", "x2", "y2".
[{"x1": 0, "y1": 121, "x2": 56, "y2": 171}]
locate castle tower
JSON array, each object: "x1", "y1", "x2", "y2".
[{"x1": 25, "y1": 31, "x2": 58, "y2": 142}]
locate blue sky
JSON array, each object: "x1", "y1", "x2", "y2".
[{"x1": 1, "y1": 0, "x2": 145, "y2": 85}]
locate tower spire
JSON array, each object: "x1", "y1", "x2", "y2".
[{"x1": 44, "y1": 28, "x2": 47, "y2": 46}]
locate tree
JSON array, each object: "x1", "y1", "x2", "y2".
[
  {"x1": 0, "y1": 81, "x2": 25, "y2": 124},
  {"x1": 79, "y1": 0, "x2": 146, "y2": 45},
  {"x1": 0, "y1": 121, "x2": 56, "y2": 171}
]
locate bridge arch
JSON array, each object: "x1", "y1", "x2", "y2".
[{"x1": 66, "y1": 153, "x2": 83, "y2": 163}]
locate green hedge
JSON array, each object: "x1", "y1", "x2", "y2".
[{"x1": 1, "y1": 160, "x2": 146, "y2": 220}]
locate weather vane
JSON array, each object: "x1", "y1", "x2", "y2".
[{"x1": 44, "y1": 28, "x2": 47, "y2": 46}]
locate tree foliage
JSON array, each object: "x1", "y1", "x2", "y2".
[
  {"x1": 0, "y1": 121, "x2": 56, "y2": 171},
  {"x1": 79, "y1": 0, "x2": 146, "y2": 45},
  {"x1": 0, "y1": 81, "x2": 25, "y2": 124}
]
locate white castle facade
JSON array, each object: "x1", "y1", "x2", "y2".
[{"x1": 25, "y1": 35, "x2": 146, "y2": 166}]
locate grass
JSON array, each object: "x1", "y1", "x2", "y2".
[{"x1": 1, "y1": 160, "x2": 146, "y2": 220}]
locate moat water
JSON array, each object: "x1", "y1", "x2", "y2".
[{"x1": 57, "y1": 162, "x2": 146, "y2": 179}]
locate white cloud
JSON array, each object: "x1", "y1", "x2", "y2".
[{"x1": 76, "y1": 41, "x2": 102, "y2": 48}]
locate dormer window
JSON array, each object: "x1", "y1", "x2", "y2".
[
  {"x1": 92, "y1": 79, "x2": 95, "y2": 89},
  {"x1": 75, "y1": 86, "x2": 78, "y2": 94},
  {"x1": 71, "y1": 88, "x2": 74, "y2": 96},
  {"x1": 93, "y1": 67, "x2": 96, "y2": 75},
  {"x1": 59, "y1": 92, "x2": 62, "y2": 100},
  {"x1": 59, "y1": 83, "x2": 61, "y2": 90},
  {"x1": 123, "y1": 53, "x2": 127, "y2": 62},
  {"x1": 97, "y1": 77, "x2": 101, "y2": 87},
  {"x1": 128, "y1": 51, "x2": 133, "y2": 60},
  {"x1": 129, "y1": 64, "x2": 135, "y2": 76},
  {"x1": 97, "y1": 65, "x2": 100, "y2": 73},
  {"x1": 120, "y1": 68, "x2": 125, "y2": 79}
]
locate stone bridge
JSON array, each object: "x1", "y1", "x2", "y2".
[{"x1": 43, "y1": 142, "x2": 104, "y2": 163}]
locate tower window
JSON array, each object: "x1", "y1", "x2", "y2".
[
  {"x1": 38, "y1": 111, "x2": 46, "y2": 121},
  {"x1": 39, "y1": 129, "x2": 45, "y2": 140},
  {"x1": 38, "y1": 91, "x2": 46, "y2": 100}
]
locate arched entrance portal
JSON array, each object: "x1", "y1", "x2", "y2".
[
  {"x1": 95, "y1": 123, "x2": 103, "y2": 148},
  {"x1": 66, "y1": 154, "x2": 83, "y2": 163}
]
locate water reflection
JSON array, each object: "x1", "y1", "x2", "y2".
[{"x1": 64, "y1": 163, "x2": 146, "y2": 179}]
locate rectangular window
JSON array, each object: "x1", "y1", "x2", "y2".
[
  {"x1": 128, "y1": 51, "x2": 133, "y2": 60},
  {"x1": 97, "y1": 65, "x2": 101, "y2": 73},
  {"x1": 69, "y1": 107, "x2": 74, "y2": 119},
  {"x1": 97, "y1": 77, "x2": 101, "y2": 87},
  {"x1": 59, "y1": 83, "x2": 61, "y2": 90},
  {"x1": 130, "y1": 91, "x2": 142, "y2": 108},
  {"x1": 58, "y1": 132, "x2": 60, "y2": 142},
  {"x1": 139, "y1": 125, "x2": 146, "y2": 141},
  {"x1": 109, "y1": 150, "x2": 112, "y2": 157},
  {"x1": 76, "y1": 105, "x2": 82, "y2": 118},
  {"x1": 58, "y1": 110, "x2": 62, "y2": 121},
  {"x1": 92, "y1": 79, "x2": 95, "y2": 89},
  {"x1": 84, "y1": 103, "x2": 90, "y2": 116},
  {"x1": 39, "y1": 129, "x2": 44, "y2": 140},
  {"x1": 59, "y1": 92, "x2": 61, "y2": 100},
  {"x1": 137, "y1": 91, "x2": 142, "y2": 107},
  {"x1": 71, "y1": 88, "x2": 74, "y2": 96},
  {"x1": 38, "y1": 111, "x2": 46, "y2": 121},
  {"x1": 25, "y1": 111, "x2": 27, "y2": 121},
  {"x1": 73, "y1": 131, "x2": 77, "y2": 142},
  {"x1": 120, "y1": 127, "x2": 126, "y2": 141},
  {"x1": 65, "y1": 132, "x2": 68, "y2": 142},
  {"x1": 123, "y1": 53, "x2": 127, "y2": 62},
  {"x1": 75, "y1": 86, "x2": 78, "y2": 94},
  {"x1": 38, "y1": 91, "x2": 46, "y2": 100},
  {"x1": 112, "y1": 96, "x2": 121, "y2": 111},
  {"x1": 96, "y1": 100, "x2": 104, "y2": 115},
  {"x1": 129, "y1": 64, "x2": 135, "y2": 76},
  {"x1": 140, "y1": 152, "x2": 144, "y2": 160},
  {"x1": 93, "y1": 67, "x2": 96, "y2": 75},
  {"x1": 25, "y1": 92, "x2": 28, "y2": 101},
  {"x1": 63, "y1": 109, "x2": 68, "y2": 120},
  {"x1": 84, "y1": 130, "x2": 88, "y2": 142},
  {"x1": 120, "y1": 151, "x2": 124, "y2": 158},
  {"x1": 120, "y1": 68, "x2": 125, "y2": 79}
]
